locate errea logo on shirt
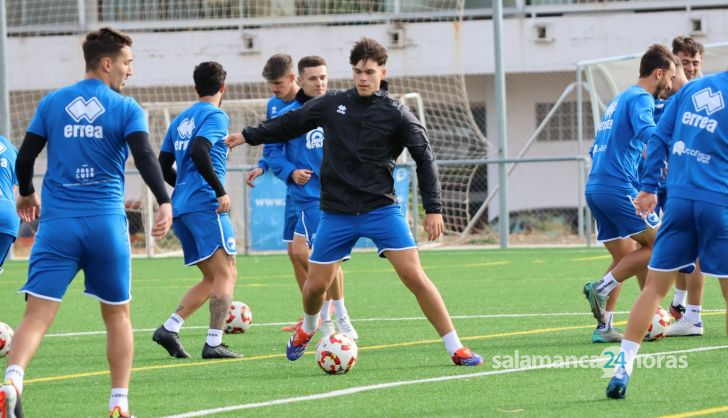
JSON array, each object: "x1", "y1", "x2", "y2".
[
  {"x1": 66, "y1": 97, "x2": 105, "y2": 123},
  {"x1": 177, "y1": 118, "x2": 195, "y2": 139},
  {"x1": 692, "y1": 87, "x2": 724, "y2": 115},
  {"x1": 64, "y1": 97, "x2": 105, "y2": 139},
  {"x1": 337, "y1": 105, "x2": 347, "y2": 115},
  {"x1": 0, "y1": 143, "x2": 6, "y2": 154}
]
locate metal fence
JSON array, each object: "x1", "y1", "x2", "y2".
[
  {"x1": 10, "y1": 154, "x2": 589, "y2": 260},
  {"x1": 4, "y1": 0, "x2": 724, "y2": 34}
]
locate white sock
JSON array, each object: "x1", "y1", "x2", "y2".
[
  {"x1": 206, "y1": 329, "x2": 223, "y2": 347},
  {"x1": 673, "y1": 289, "x2": 687, "y2": 307},
  {"x1": 332, "y1": 299, "x2": 348, "y2": 320},
  {"x1": 109, "y1": 388, "x2": 129, "y2": 412},
  {"x1": 595, "y1": 273, "x2": 619, "y2": 296},
  {"x1": 4, "y1": 365, "x2": 24, "y2": 395},
  {"x1": 618, "y1": 339, "x2": 640, "y2": 375},
  {"x1": 685, "y1": 304, "x2": 702, "y2": 325},
  {"x1": 320, "y1": 300, "x2": 333, "y2": 322},
  {"x1": 163, "y1": 313, "x2": 184, "y2": 333},
  {"x1": 302, "y1": 313, "x2": 319, "y2": 334},
  {"x1": 441, "y1": 330, "x2": 464, "y2": 356}
]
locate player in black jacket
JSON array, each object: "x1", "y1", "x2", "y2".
[{"x1": 227, "y1": 37, "x2": 482, "y2": 367}]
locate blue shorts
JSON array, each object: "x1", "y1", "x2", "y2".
[
  {"x1": 294, "y1": 205, "x2": 322, "y2": 248},
  {"x1": 310, "y1": 204, "x2": 416, "y2": 264},
  {"x1": 650, "y1": 198, "x2": 728, "y2": 277},
  {"x1": 283, "y1": 194, "x2": 298, "y2": 242},
  {"x1": 0, "y1": 233, "x2": 15, "y2": 273},
  {"x1": 586, "y1": 192, "x2": 648, "y2": 242},
  {"x1": 173, "y1": 211, "x2": 236, "y2": 266},
  {"x1": 21, "y1": 215, "x2": 131, "y2": 304}
]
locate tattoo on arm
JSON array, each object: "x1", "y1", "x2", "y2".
[{"x1": 209, "y1": 293, "x2": 233, "y2": 330}]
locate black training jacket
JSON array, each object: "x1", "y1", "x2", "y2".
[{"x1": 243, "y1": 86, "x2": 442, "y2": 215}]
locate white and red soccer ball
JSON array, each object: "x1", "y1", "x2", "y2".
[
  {"x1": 0, "y1": 322, "x2": 13, "y2": 358},
  {"x1": 315, "y1": 333, "x2": 358, "y2": 375},
  {"x1": 224, "y1": 301, "x2": 252, "y2": 334},
  {"x1": 644, "y1": 306, "x2": 671, "y2": 342}
]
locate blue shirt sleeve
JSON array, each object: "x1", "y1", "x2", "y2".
[
  {"x1": 27, "y1": 96, "x2": 48, "y2": 137},
  {"x1": 160, "y1": 128, "x2": 174, "y2": 154},
  {"x1": 263, "y1": 143, "x2": 297, "y2": 183},
  {"x1": 257, "y1": 158, "x2": 269, "y2": 172},
  {"x1": 631, "y1": 94, "x2": 656, "y2": 143},
  {"x1": 124, "y1": 99, "x2": 149, "y2": 137},
  {"x1": 197, "y1": 111, "x2": 228, "y2": 145},
  {"x1": 640, "y1": 95, "x2": 677, "y2": 193}
]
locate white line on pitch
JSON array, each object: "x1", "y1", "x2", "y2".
[
  {"x1": 162, "y1": 345, "x2": 728, "y2": 417},
  {"x1": 42, "y1": 309, "x2": 727, "y2": 338}
]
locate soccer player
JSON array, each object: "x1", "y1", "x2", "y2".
[
  {"x1": 0, "y1": 27, "x2": 172, "y2": 418},
  {"x1": 227, "y1": 37, "x2": 483, "y2": 367},
  {"x1": 667, "y1": 36, "x2": 707, "y2": 336},
  {"x1": 606, "y1": 70, "x2": 728, "y2": 399},
  {"x1": 244, "y1": 54, "x2": 308, "y2": 330},
  {"x1": 152, "y1": 61, "x2": 242, "y2": 360},
  {"x1": 583, "y1": 44, "x2": 677, "y2": 343},
  {"x1": 0, "y1": 135, "x2": 19, "y2": 274},
  {"x1": 673, "y1": 35, "x2": 703, "y2": 81},
  {"x1": 265, "y1": 55, "x2": 357, "y2": 339}
]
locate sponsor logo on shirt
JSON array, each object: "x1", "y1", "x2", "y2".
[
  {"x1": 64, "y1": 97, "x2": 106, "y2": 139},
  {"x1": 337, "y1": 105, "x2": 347, "y2": 115},
  {"x1": 0, "y1": 143, "x2": 6, "y2": 154},
  {"x1": 306, "y1": 127, "x2": 324, "y2": 149},
  {"x1": 592, "y1": 144, "x2": 607, "y2": 154},
  {"x1": 672, "y1": 140, "x2": 711, "y2": 164}
]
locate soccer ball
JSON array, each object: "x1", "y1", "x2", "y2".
[
  {"x1": 644, "y1": 306, "x2": 671, "y2": 341},
  {"x1": 224, "y1": 301, "x2": 252, "y2": 334},
  {"x1": 0, "y1": 322, "x2": 13, "y2": 358},
  {"x1": 315, "y1": 333, "x2": 358, "y2": 375}
]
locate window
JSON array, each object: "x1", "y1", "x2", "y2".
[{"x1": 535, "y1": 101, "x2": 594, "y2": 142}]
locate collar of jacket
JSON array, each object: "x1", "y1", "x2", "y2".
[
  {"x1": 350, "y1": 80, "x2": 390, "y2": 102},
  {"x1": 295, "y1": 88, "x2": 314, "y2": 104}
]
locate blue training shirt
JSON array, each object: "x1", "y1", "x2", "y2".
[
  {"x1": 160, "y1": 101, "x2": 229, "y2": 216},
  {"x1": 641, "y1": 72, "x2": 728, "y2": 205},
  {"x1": 26, "y1": 78, "x2": 148, "y2": 220},
  {"x1": 586, "y1": 85, "x2": 656, "y2": 195},
  {"x1": 638, "y1": 98, "x2": 669, "y2": 192},
  {"x1": 266, "y1": 99, "x2": 324, "y2": 209},
  {"x1": 0, "y1": 136, "x2": 19, "y2": 237},
  {"x1": 258, "y1": 95, "x2": 297, "y2": 172}
]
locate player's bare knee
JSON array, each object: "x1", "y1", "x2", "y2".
[{"x1": 399, "y1": 271, "x2": 432, "y2": 294}]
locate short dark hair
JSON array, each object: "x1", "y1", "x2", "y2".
[
  {"x1": 672, "y1": 36, "x2": 704, "y2": 57},
  {"x1": 262, "y1": 53, "x2": 293, "y2": 81},
  {"x1": 83, "y1": 27, "x2": 133, "y2": 72},
  {"x1": 193, "y1": 62, "x2": 226, "y2": 97},
  {"x1": 297, "y1": 56, "x2": 327, "y2": 74},
  {"x1": 639, "y1": 44, "x2": 677, "y2": 78},
  {"x1": 349, "y1": 37, "x2": 388, "y2": 66}
]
